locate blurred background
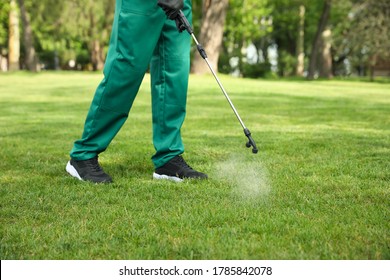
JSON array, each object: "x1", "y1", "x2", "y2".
[{"x1": 0, "y1": 0, "x2": 389, "y2": 81}]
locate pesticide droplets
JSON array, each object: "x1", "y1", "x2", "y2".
[{"x1": 212, "y1": 154, "x2": 271, "y2": 201}]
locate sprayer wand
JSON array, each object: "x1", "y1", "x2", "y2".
[{"x1": 177, "y1": 11, "x2": 258, "y2": 154}]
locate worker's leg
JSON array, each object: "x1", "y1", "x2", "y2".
[
  {"x1": 150, "y1": 0, "x2": 192, "y2": 168},
  {"x1": 70, "y1": 1, "x2": 165, "y2": 160}
]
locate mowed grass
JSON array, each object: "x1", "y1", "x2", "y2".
[{"x1": 0, "y1": 72, "x2": 389, "y2": 260}]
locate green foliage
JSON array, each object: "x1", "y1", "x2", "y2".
[
  {"x1": 217, "y1": 50, "x2": 233, "y2": 74},
  {"x1": 0, "y1": 0, "x2": 10, "y2": 54},
  {"x1": 346, "y1": 0, "x2": 390, "y2": 62},
  {"x1": 325, "y1": 0, "x2": 390, "y2": 76},
  {"x1": 38, "y1": 50, "x2": 56, "y2": 69},
  {"x1": 61, "y1": 0, "x2": 115, "y2": 69},
  {"x1": 269, "y1": 0, "x2": 325, "y2": 76},
  {"x1": 226, "y1": 0, "x2": 272, "y2": 43},
  {"x1": 62, "y1": 0, "x2": 115, "y2": 42},
  {"x1": 6, "y1": 0, "x2": 115, "y2": 69},
  {"x1": 1, "y1": 0, "x2": 388, "y2": 77},
  {"x1": 277, "y1": 50, "x2": 297, "y2": 76},
  {"x1": 1, "y1": 72, "x2": 389, "y2": 259},
  {"x1": 76, "y1": 49, "x2": 92, "y2": 69},
  {"x1": 191, "y1": 0, "x2": 203, "y2": 34},
  {"x1": 222, "y1": 0, "x2": 273, "y2": 76},
  {"x1": 242, "y1": 62, "x2": 271, "y2": 78},
  {"x1": 221, "y1": 0, "x2": 359, "y2": 78}
]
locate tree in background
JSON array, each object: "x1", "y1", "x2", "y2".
[
  {"x1": 17, "y1": 0, "x2": 40, "y2": 71},
  {"x1": 0, "y1": 1, "x2": 9, "y2": 51},
  {"x1": 5, "y1": 0, "x2": 66, "y2": 71},
  {"x1": 269, "y1": 0, "x2": 321, "y2": 77},
  {"x1": 344, "y1": 0, "x2": 390, "y2": 80},
  {"x1": 268, "y1": 0, "x2": 348, "y2": 79},
  {"x1": 0, "y1": 0, "x2": 114, "y2": 71},
  {"x1": 191, "y1": 0, "x2": 229, "y2": 74},
  {"x1": 0, "y1": 0, "x2": 388, "y2": 79},
  {"x1": 29, "y1": 0, "x2": 67, "y2": 70},
  {"x1": 295, "y1": 4, "x2": 305, "y2": 76},
  {"x1": 63, "y1": 0, "x2": 115, "y2": 71},
  {"x1": 307, "y1": 0, "x2": 332, "y2": 79},
  {"x1": 222, "y1": 0, "x2": 272, "y2": 78},
  {"x1": 7, "y1": 0, "x2": 19, "y2": 70}
]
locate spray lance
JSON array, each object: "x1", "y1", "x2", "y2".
[{"x1": 177, "y1": 11, "x2": 258, "y2": 154}]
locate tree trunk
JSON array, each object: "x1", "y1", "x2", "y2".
[
  {"x1": 295, "y1": 5, "x2": 305, "y2": 76},
  {"x1": 238, "y1": 40, "x2": 247, "y2": 77},
  {"x1": 91, "y1": 40, "x2": 105, "y2": 71},
  {"x1": 87, "y1": 4, "x2": 111, "y2": 71},
  {"x1": 17, "y1": 0, "x2": 39, "y2": 71},
  {"x1": 369, "y1": 54, "x2": 377, "y2": 82},
  {"x1": 8, "y1": 0, "x2": 20, "y2": 71},
  {"x1": 319, "y1": 27, "x2": 333, "y2": 78},
  {"x1": 191, "y1": 0, "x2": 229, "y2": 74},
  {"x1": 307, "y1": 0, "x2": 331, "y2": 80}
]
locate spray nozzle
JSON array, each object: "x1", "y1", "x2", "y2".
[{"x1": 244, "y1": 128, "x2": 258, "y2": 154}]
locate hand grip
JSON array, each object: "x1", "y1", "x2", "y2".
[{"x1": 177, "y1": 10, "x2": 193, "y2": 34}]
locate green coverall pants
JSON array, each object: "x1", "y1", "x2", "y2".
[{"x1": 70, "y1": 0, "x2": 192, "y2": 168}]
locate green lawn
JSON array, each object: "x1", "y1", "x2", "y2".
[{"x1": 0, "y1": 72, "x2": 389, "y2": 260}]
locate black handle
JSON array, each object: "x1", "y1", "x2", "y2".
[{"x1": 177, "y1": 11, "x2": 193, "y2": 34}]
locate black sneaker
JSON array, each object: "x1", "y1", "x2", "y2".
[
  {"x1": 66, "y1": 156, "x2": 113, "y2": 183},
  {"x1": 153, "y1": 155, "x2": 208, "y2": 182}
]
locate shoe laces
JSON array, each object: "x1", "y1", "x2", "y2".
[
  {"x1": 85, "y1": 157, "x2": 103, "y2": 173},
  {"x1": 172, "y1": 156, "x2": 193, "y2": 170},
  {"x1": 174, "y1": 156, "x2": 193, "y2": 170}
]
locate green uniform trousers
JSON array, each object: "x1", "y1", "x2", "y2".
[{"x1": 70, "y1": 0, "x2": 192, "y2": 168}]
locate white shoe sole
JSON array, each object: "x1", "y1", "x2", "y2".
[
  {"x1": 153, "y1": 172, "x2": 183, "y2": 182},
  {"x1": 66, "y1": 161, "x2": 83, "y2": 181}
]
